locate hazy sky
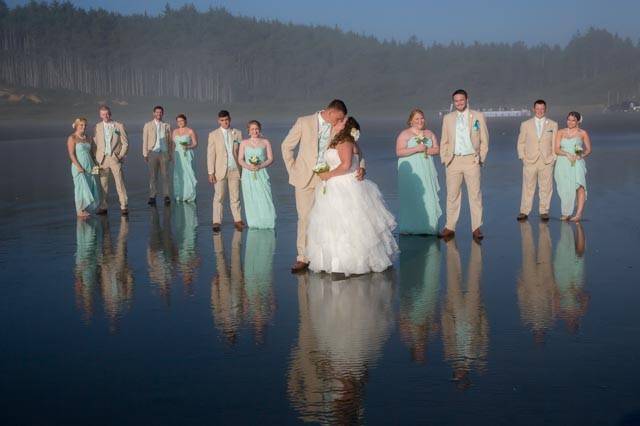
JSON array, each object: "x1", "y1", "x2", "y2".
[{"x1": 7, "y1": 0, "x2": 640, "y2": 45}]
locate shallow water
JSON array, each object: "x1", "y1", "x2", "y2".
[{"x1": 1, "y1": 116, "x2": 640, "y2": 425}]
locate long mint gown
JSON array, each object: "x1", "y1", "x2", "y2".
[
  {"x1": 398, "y1": 136, "x2": 442, "y2": 235},
  {"x1": 241, "y1": 145, "x2": 276, "y2": 229},
  {"x1": 173, "y1": 134, "x2": 197, "y2": 202},
  {"x1": 554, "y1": 137, "x2": 587, "y2": 216},
  {"x1": 71, "y1": 141, "x2": 101, "y2": 213}
]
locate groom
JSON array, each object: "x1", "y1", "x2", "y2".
[
  {"x1": 281, "y1": 99, "x2": 365, "y2": 273},
  {"x1": 439, "y1": 89, "x2": 489, "y2": 242}
]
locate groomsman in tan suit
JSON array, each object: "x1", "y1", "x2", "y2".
[
  {"x1": 516, "y1": 100, "x2": 558, "y2": 221},
  {"x1": 281, "y1": 99, "x2": 365, "y2": 273},
  {"x1": 439, "y1": 89, "x2": 489, "y2": 242},
  {"x1": 207, "y1": 110, "x2": 244, "y2": 232},
  {"x1": 143, "y1": 106, "x2": 173, "y2": 206},
  {"x1": 93, "y1": 105, "x2": 129, "y2": 215}
]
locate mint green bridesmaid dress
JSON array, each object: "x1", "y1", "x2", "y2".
[
  {"x1": 71, "y1": 141, "x2": 101, "y2": 213},
  {"x1": 173, "y1": 134, "x2": 197, "y2": 202},
  {"x1": 398, "y1": 136, "x2": 442, "y2": 234},
  {"x1": 241, "y1": 145, "x2": 276, "y2": 229},
  {"x1": 554, "y1": 137, "x2": 587, "y2": 216}
]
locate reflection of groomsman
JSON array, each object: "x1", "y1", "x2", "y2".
[
  {"x1": 211, "y1": 230, "x2": 245, "y2": 345},
  {"x1": 207, "y1": 110, "x2": 244, "y2": 233},
  {"x1": 93, "y1": 105, "x2": 129, "y2": 215},
  {"x1": 441, "y1": 239, "x2": 488, "y2": 390},
  {"x1": 438, "y1": 90, "x2": 489, "y2": 242},
  {"x1": 517, "y1": 100, "x2": 558, "y2": 221},
  {"x1": 517, "y1": 222, "x2": 557, "y2": 344},
  {"x1": 143, "y1": 105, "x2": 173, "y2": 206}
]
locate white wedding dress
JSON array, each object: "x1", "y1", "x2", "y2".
[{"x1": 306, "y1": 148, "x2": 398, "y2": 275}]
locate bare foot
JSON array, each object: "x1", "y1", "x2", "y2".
[
  {"x1": 569, "y1": 215, "x2": 582, "y2": 222},
  {"x1": 77, "y1": 211, "x2": 90, "y2": 219},
  {"x1": 560, "y1": 215, "x2": 570, "y2": 221}
]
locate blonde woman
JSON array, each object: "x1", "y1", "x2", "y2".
[{"x1": 67, "y1": 117, "x2": 101, "y2": 217}]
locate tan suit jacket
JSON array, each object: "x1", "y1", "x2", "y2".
[
  {"x1": 143, "y1": 120, "x2": 173, "y2": 158},
  {"x1": 93, "y1": 121, "x2": 128, "y2": 164},
  {"x1": 517, "y1": 117, "x2": 558, "y2": 164},
  {"x1": 281, "y1": 113, "x2": 366, "y2": 189},
  {"x1": 440, "y1": 109, "x2": 489, "y2": 166},
  {"x1": 207, "y1": 128, "x2": 243, "y2": 181}
]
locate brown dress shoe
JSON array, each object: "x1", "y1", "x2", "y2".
[
  {"x1": 540, "y1": 213, "x2": 550, "y2": 221},
  {"x1": 95, "y1": 208, "x2": 108, "y2": 216},
  {"x1": 164, "y1": 196, "x2": 171, "y2": 205},
  {"x1": 438, "y1": 228, "x2": 455, "y2": 240},
  {"x1": 121, "y1": 208, "x2": 129, "y2": 216},
  {"x1": 472, "y1": 228, "x2": 484, "y2": 241},
  {"x1": 234, "y1": 221, "x2": 245, "y2": 231},
  {"x1": 517, "y1": 213, "x2": 528, "y2": 221},
  {"x1": 291, "y1": 261, "x2": 309, "y2": 273},
  {"x1": 212, "y1": 223, "x2": 221, "y2": 232}
]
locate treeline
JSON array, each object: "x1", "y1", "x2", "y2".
[{"x1": 1, "y1": 1, "x2": 639, "y2": 106}]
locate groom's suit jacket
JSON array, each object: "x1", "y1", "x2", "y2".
[
  {"x1": 517, "y1": 117, "x2": 558, "y2": 165},
  {"x1": 281, "y1": 113, "x2": 366, "y2": 189},
  {"x1": 440, "y1": 109, "x2": 489, "y2": 166},
  {"x1": 93, "y1": 121, "x2": 129, "y2": 164}
]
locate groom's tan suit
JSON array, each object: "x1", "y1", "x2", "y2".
[
  {"x1": 281, "y1": 112, "x2": 365, "y2": 263},
  {"x1": 440, "y1": 109, "x2": 489, "y2": 232},
  {"x1": 517, "y1": 117, "x2": 558, "y2": 215},
  {"x1": 93, "y1": 121, "x2": 129, "y2": 210},
  {"x1": 207, "y1": 127, "x2": 243, "y2": 224}
]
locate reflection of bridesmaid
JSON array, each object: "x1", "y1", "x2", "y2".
[
  {"x1": 398, "y1": 236, "x2": 441, "y2": 363},
  {"x1": 98, "y1": 216, "x2": 134, "y2": 333},
  {"x1": 287, "y1": 272, "x2": 394, "y2": 424},
  {"x1": 554, "y1": 223, "x2": 589, "y2": 333},
  {"x1": 211, "y1": 230, "x2": 245, "y2": 345},
  {"x1": 243, "y1": 229, "x2": 276, "y2": 344},
  {"x1": 517, "y1": 222, "x2": 557, "y2": 344},
  {"x1": 441, "y1": 239, "x2": 488, "y2": 390},
  {"x1": 396, "y1": 109, "x2": 441, "y2": 235},
  {"x1": 74, "y1": 219, "x2": 100, "y2": 323},
  {"x1": 147, "y1": 206, "x2": 177, "y2": 305},
  {"x1": 173, "y1": 202, "x2": 200, "y2": 291}
]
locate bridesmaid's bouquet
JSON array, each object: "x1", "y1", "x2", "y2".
[
  {"x1": 90, "y1": 165, "x2": 100, "y2": 175},
  {"x1": 572, "y1": 144, "x2": 583, "y2": 167},
  {"x1": 179, "y1": 139, "x2": 190, "y2": 157},
  {"x1": 313, "y1": 163, "x2": 330, "y2": 194},
  {"x1": 248, "y1": 155, "x2": 261, "y2": 180},
  {"x1": 415, "y1": 134, "x2": 432, "y2": 158}
]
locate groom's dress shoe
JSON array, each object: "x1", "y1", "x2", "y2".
[
  {"x1": 517, "y1": 213, "x2": 528, "y2": 221},
  {"x1": 120, "y1": 208, "x2": 129, "y2": 216},
  {"x1": 472, "y1": 228, "x2": 484, "y2": 242},
  {"x1": 438, "y1": 228, "x2": 455, "y2": 241},
  {"x1": 291, "y1": 261, "x2": 309, "y2": 274},
  {"x1": 540, "y1": 213, "x2": 550, "y2": 222},
  {"x1": 147, "y1": 197, "x2": 156, "y2": 206},
  {"x1": 96, "y1": 208, "x2": 108, "y2": 216}
]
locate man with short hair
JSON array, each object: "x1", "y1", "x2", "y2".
[
  {"x1": 281, "y1": 99, "x2": 366, "y2": 273},
  {"x1": 439, "y1": 89, "x2": 489, "y2": 242},
  {"x1": 207, "y1": 110, "x2": 244, "y2": 232},
  {"x1": 93, "y1": 105, "x2": 129, "y2": 215},
  {"x1": 516, "y1": 100, "x2": 558, "y2": 221},
  {"x1": 143, "y1": 105, "x2": 173, "y2": 206}
]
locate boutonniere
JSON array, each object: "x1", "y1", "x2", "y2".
[
  {"x1": 114, "y1": 127, "x2": 121, "y2": 136},
  {"x1": 473, "y1": 119, "x2": 480, "y2": 131}
]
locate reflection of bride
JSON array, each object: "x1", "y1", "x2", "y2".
[
  {"x1": 398, "y1": 236, "x2": 441, "y2": 364},
  {"x1": 554, "y1": 222, "x2": 589, "y2": 333},
  {"x1": 288, "y1": 272, "x2": 394, "y2": 424}
]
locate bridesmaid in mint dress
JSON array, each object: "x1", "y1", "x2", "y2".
[
  {"x1": 238, "y1": 120, "x2": 276, "y2": 229},
  {"x1": 554, "y1": 111, "x2": 592, "y2": 221},
  {"x1": 172, "y1": 114, "x2": 198, "y2": 202},
  {"x1": 396, "y1": 109, "x2": 442, "y2": 234},
  {"x1": 67, "y1": 117, "x2": 101, "y2": 218}
]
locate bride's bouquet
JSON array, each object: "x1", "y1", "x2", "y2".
[
  {"x1": 313, "y1": 163, "x2": 330, "y2": 194},
  {"x1": 248, "y1": 155, "x2": 262, "y2": 180},
  {"x1": 90, "y1": 165, "x2": 100, "y2": 175}
]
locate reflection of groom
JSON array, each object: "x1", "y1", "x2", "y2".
[{"x1": 281, "y1": 100, "x2": 365, "y2": 273}]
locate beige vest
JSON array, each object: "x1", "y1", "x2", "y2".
[
  {"x1": 517, "y1": 117, "x2": 558, "y2": 164},
  {"x1": 93, "y1": 121, "x2": 128, "y2": 164},
  {"x1": 440, "y1": 109, "x2": 489, "y2": 166},
  {"x1": 142, "y1": 120, "x2": 173, "y2": 157},
  {"x1": 207, "y1": 127, "x2": 243, "y2": 181}
]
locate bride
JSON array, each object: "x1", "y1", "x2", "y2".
[{"x1": 306, "y1": 117, "x2": 398, "y2": 275}]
